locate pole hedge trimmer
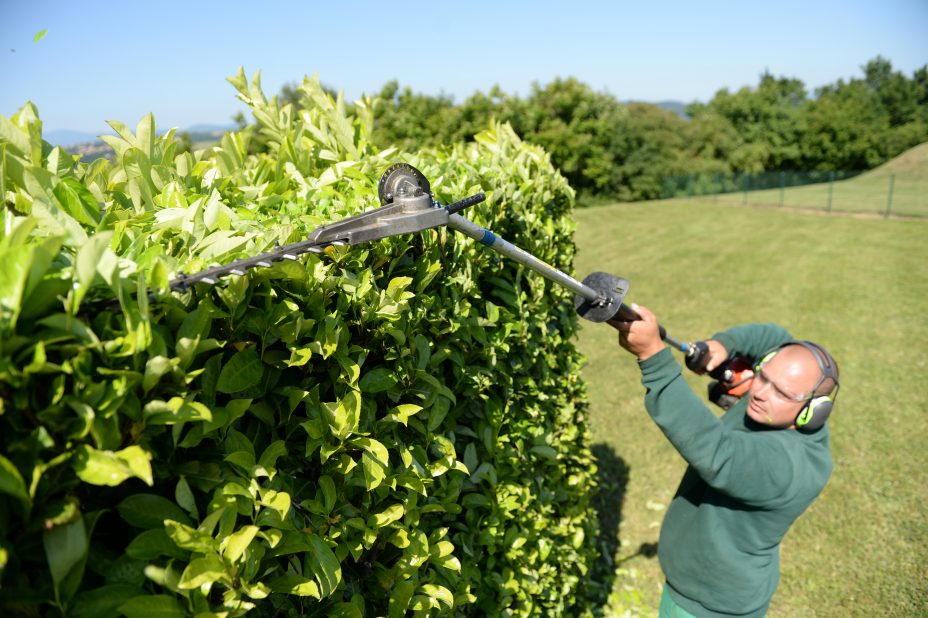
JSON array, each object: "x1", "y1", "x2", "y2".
[{"x1": 148, "y1": 163, "x2": 754, "y2": 407}]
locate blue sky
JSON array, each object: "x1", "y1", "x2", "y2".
[{"x1": 2, "y1": 0, "x2": 927, "y2": 136}]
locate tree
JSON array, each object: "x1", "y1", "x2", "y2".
[
  {"x1": 370, "y1": 80, "x2": 456, "y2": 149},
  {"x1": 862, "y1": 56, "x2": 920, "y2": 127},
  {"x1": 515, "y1": 78, "x2": 628, "y2": 196},
  {"x1": 688, "y1": 72, "x2": 808, "y2": 172}
]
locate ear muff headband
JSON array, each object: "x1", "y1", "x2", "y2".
[{"x1": 756, "y1": 341, "x2": 840, "y2": 431}]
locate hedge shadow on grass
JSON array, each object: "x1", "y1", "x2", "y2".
[{"x1": 587, "y1": 443, "x2": 630, "y2": 610}]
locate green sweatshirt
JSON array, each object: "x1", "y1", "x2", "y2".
[{"x1": 638, "y1": 323, "x2": 832, "y2": 618}]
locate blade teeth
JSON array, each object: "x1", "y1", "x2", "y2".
[
  {"x1": 282, "y1": 253, "x2": 298, "y2": 260},
  {"x1": 307, "y1": 246, "x2": 324, "y2": 254},
  {"x1": 256, "y1": 260, "x2": 273, "y2": 267},
  {"x1": 201, "y1": 277, "x2": 217, "y2": 285},
  {"x1": 230, "y1": 269, "x2": 246, "y2": 276}
]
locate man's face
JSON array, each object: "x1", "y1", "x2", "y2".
[{"x1": 745, "y1": 347, "x2": 821, "y2": 429}]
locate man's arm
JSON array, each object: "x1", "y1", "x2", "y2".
[
  {"x1": 638, "y1": 348, "x2": 797, "y2": 507},
  {"x1": 612, "y1": 306, "x2": 799, "y2": 507}
]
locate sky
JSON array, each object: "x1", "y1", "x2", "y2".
[{"x1": 2, "y1": 0, "x2": 927, "y2": 139}]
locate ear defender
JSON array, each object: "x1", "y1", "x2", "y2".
[
  {"x1": 756, "y1": 341, "x2": 839, "y2": 431},
  {"x1": 754, "y1": 351, "x2": 777, "y2": 373},
  {"x1": 795, "y1": 395, "x2": 833, "y2": 430}
]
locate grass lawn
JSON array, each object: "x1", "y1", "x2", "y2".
[{"x1": 571, "y1": 199, "x2": 928, "y2": 615}]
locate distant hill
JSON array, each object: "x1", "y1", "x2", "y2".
[
  {"x1": 44, "y1": 129, "x2": 109, "y2": 146},
  {"x1": 184, "y1": 123, "x2": 235, "y2": 133},
  {"x1": 622, "y1": 100, "x2": 691, "y2": 119},
  {"x1": 865, "y1": 141, "x2": 928, "y2": 177},
  {"x1": 44, "y1": 123, "x2": 236, "y2": 147},
  {"x1": 652, "y1": 100, "x2": 690, "y2": 118}
]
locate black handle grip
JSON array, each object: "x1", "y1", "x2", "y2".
[
  {"x1": 611, "y1": 302, "x2": 668, "y2": 340},
  {"x1": 446, "y1": 193, "x2": 486, "y2": 215},
  {"x1": 685, "y1": 341, "x2": 711, "y2": 372}
]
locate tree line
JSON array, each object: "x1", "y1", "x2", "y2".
[{"x1": 272, "y1": 57, "x2": 927, "y2": 202}]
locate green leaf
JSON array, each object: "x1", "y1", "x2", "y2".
[
  {"x1": 125, "y1": 529, "x2": 189, "y2": 561},
  {"x1": 117, "y1": 493, "x2": 192, "y2": 529},
  {"x1": 355, "y1": 437, "x2": 390, "y2": 491},
  {"x1": 222, "y1": 525, "x2": 259, "y2": 563},
  {"x1": 267, "y1": 575, "x2": 321, "y2": 598},
  {"x1": 53, "y1": 177, "x2": 100, "y2": 226},
  {"x1": 136, "y1": 113, "x2": 155, "y2": 158},
  {"x1": 216, "y1": 347, "x2": 263, "y2": 393},
  {"x1": 420, "y1": 583, "x2": 454, "y2": 609},
  {"x1": 143, "y1": 397, "x2": 212, "y2": 425},
  {"x1": 0, "y1": 244, "x2": 32, "y2": 329},
  {"x1": 225, "y1": 450, "x2": 256, "y2": 473},
  {"x1": 361, "y1": 451, "x2": 387, "y2": 490},
  {"x1": 463, "y1": 442, "x2": 478, "y2": 475},
  {"x1": 388, "y1": 580, "x2": 415, "y2": 618},
  {"x1": 367, "y1": 504, "x2": 405, "y2": 529},
  {"x1": 258, "y1": 488, "x2": 291, "y2": 521},
  {"x1": 177, "y1": 553, "x2": 228, "y2": 589},
  {"x1": 33, "y1": 29, "x2": 48, "y2": 42},
  {"x1": 72, "y1": 230, "x2": 113, "y2": 310},
  {"x1": 427, "y1": 396, "x2": 451, "y2": 432},
  {"x1": 382, "y1": 404, "x2": 422, "y2": 426},
  {"x1": 142, "y1": 355, "x2": 173, "y2": 392},
  {"x1": 321, "y1": 390, "x2": 361, "y2": 439},
  {"x1": 43, "y1": 513, "x2": 87, "y2": 605},
  {"x1": 414, "y1": 334, "x2": 431, "y2": 370},
  {"x1": 319, "y1": 475, "x2": 336, "y2": 515},
  {"x1": 359, "y1": 367, "x2": 397, "y2": 393},
  {"x1": 174, "y1": 477, "x2": 198, "y2": 519},
  {"x1": 73, "y1": 444, "x2": 153, "y2": 487},
  {"x1": 118, "y1": 595, "x2": 187, "y2": 618},
  {"x1": 164, "y1": 519, "x2": 218, "y2": 553},
  {"x1": 531, "y1": 445, "x2": 559, "y2": 459},
  {"x1": 287, "y1": 346, "x2": 313, "y2": 367},
  {"x1": 306, "y1": 534, "x2": 342, "y2": 598},
  {"x1": 0, "y1": 454, "x2": 30, "y2": 508},
  {"x1": 258, "y1": 440, "x2": 287, "y2": 471},
  {"x1": 386, "y1": 276, "x2": 413, "y2": 296}
]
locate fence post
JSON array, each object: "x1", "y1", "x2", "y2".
[
  {"x1": 884, "y1": 173, "x2": 895, "y2": 218},
  {"x1": 826, "y1": 171, "x2": 835, "y2": 212},
  {"x1": 779, "y1": 172, "x2": 785, "y2": 207}
]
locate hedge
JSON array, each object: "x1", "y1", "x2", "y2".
[{"x1": 0, "y1": 69, "x2": 601, "y2": 617}]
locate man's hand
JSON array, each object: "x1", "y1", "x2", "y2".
[
  {"x1": 608, "y1": 304, "x2": 666, "y2": 361},
  {"x1": 701, "y1": 339, "x2": 730, "y2": 373}
]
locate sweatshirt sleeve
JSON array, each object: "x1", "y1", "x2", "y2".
[
  {"x1": 638, "y1": 348, "x2": 797, "y2": 507},
  {"x1": 710, "y1": 323, "x2": 794, "y2": 364}
]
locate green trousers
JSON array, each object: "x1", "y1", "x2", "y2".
[
  {"x1": 659, "y1": 586, "x2": 700, "y2": 618},
  {"x1": 659, "y1": 585, "x2": 766, "y2": 618}
]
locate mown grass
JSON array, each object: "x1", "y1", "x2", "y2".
[{"x1": 571, "y1": 199, "x2": 928, "y2": 616}]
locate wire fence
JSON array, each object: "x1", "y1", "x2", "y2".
[{"x1": 660, "y1": 170, "x2": 928, "y2": 219}]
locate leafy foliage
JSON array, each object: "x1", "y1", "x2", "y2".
[{"x1": 0, "y1": 70, "x2": 600, "y2": 616}]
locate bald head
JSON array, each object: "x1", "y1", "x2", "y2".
[
  {"x1": 747, "y1": 341, "x2": 839, "y2": 429},
  {"x1": 775, "y1": 343, "x2": 839, "y2": 398}
]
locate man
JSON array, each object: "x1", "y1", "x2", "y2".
[{"x1": 611, "y1": 304, "x2": 839, "y2": 618}]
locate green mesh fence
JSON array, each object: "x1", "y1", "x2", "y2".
[{"x1": 661, "y1": 170, "x2": 928, "y2": 218}]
